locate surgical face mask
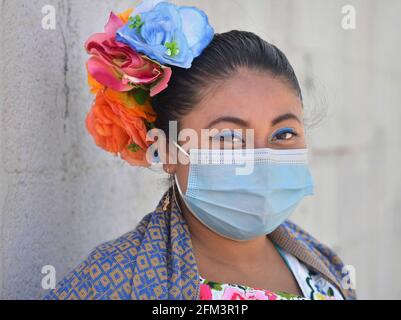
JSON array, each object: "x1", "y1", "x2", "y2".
[{"x1": 172, "y1": 141, "x2": 314, "y2": 241}]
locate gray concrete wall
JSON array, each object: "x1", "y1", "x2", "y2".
[{"x1": 1, "y1": 0, "x2": 400, "y2": 299}]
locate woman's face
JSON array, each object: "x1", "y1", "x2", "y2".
[{"x1": 169, "y1": 67, "x2": 306, "y2": 194}]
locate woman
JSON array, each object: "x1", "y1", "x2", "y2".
[{"x1": 46, "y1": 1, "x2": 356, "y2": 300}]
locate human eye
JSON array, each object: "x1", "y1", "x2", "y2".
[
  {"x1": 270, "y1": 127, "x2": 298, "y2": 143},
  {"x1": 212, "y1": 130, "x2": 244, "y2": 148}
]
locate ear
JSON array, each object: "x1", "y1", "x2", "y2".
[
  {"x1": 163, "y1": 164, "x2": 177, "y2": 174},
  {"x1": 160, "y1": 139, "x2": 179, "y2": 171},
  {"x1": 154, "y1": 136, "x2": 177, "y2": 165}
]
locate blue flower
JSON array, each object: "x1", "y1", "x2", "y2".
[
  {"x1": 134, "y1": 0, "x2": 165, "y2": 14},
  {"x1": 116, "y1": 1, "x2": 214, "y2": 69}
]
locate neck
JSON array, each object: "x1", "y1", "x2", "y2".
[{"x1": 173, "y1": 185, "x2": 276, "y2": 268}]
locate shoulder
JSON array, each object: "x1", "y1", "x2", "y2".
[
  {"x1": 44, "y1": 213, "x2": 152, "y2": 300},
  {"x1": 282, "y1": 220, "x2": 357, "y2": 299},
  {"x1": 282, "y1": 220, "x2": 343, "y2": 269}
]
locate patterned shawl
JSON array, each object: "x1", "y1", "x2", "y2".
[{"x1": 45, "y1": 186, "x2": 357, "y2": 300}]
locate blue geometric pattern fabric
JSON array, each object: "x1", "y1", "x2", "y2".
[{"x1": 45, "y1": 187, "x2": 356, "y2": 300}]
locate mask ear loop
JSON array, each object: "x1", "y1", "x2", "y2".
[
  {"x1": 170, "y1": 140, "x2": 189, "y2": 211},
  {"x1": 170, "y1": 172, "x2": 185, "y2": 213},
  {"x1": 172, "y1": 140, "x2": 190, "y2": 158}
]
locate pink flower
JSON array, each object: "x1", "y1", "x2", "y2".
[
  {"x1": 245, "y1": 290, "x2": 277, "y2": 300},
  {"x1": 199, "y1": 284, "x2": 213, "y2": 300},
  {"x1": 221, "y1": 287, "x2": 279, "y2": 300},
  {"x1": 263, "y1": 290, "x2": 278, "y2": 300},
  {"x1": 221, "y1": 287, "x2": 247, "y2": 300},
  {"x1": 85, "y1": 12, "x2": 171, "y2": 96}
]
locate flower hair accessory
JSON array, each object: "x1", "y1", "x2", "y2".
[{"x1": 85, "y1": 0, "x2": 214, "y2": 167}]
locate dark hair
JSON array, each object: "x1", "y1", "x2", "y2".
[{"x1": 151, "y1": 30, "x2": 303, "y2": 134}]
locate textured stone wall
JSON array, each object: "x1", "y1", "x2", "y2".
[{"x1": 1, "y1": 0, "x2": 400, "y2": 299}]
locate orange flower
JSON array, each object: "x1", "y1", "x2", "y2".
[
  {"x1": 103, "y1": 88, "x2": 157, "y2": 123},
  {"x1": 117, "y1": 8, "x2": 134, "y2": 24},
  {"x1": 120, "y1": 145, "x2": 150, "y2": 167},
  {"x1": 85, "y1": 92, "x2": 128, "y2": 154},
  {"x1": 85, "y1": 88, "x2": 156, "y2": 167}
]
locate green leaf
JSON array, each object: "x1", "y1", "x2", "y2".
[
  {"x1": 164, "y1": 41, "x2": 180, "y2": 57},
  {"x1": 132, "y1": 88, "x2": 150, "y2": 105},
  {"x1": 127, "y1": 142, "x2": 143, "y2": 153},
  {"x1": 128, "y1": 15, "x2": 144, "y2": 32},
  {"x1": 204, "y1": 280, "x2": 223, "y2": 291},
  {"x1": 144, "y1": 119, "x2": 156, "y2": 130},
  {"x1": 275, "y1": 291, "x2": 302, "y2": 299}
]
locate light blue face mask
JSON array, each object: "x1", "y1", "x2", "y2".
[{"x1": 172, "y1": 142, "x2": 314, "y2": 241}]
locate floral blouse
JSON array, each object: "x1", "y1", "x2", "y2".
[{"x1": 199, "y1": 244, "x2": 344, "y2": 300}]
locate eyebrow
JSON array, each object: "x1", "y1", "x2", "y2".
[
  {"x1": 271, "y1": 113, "x2": 302, "y2": 126},
  {"x1": 206, "y1": 113, "x2": 301, "y2": 128},
  {"x1": 207, "y1": 116, "x2": 249, "y2": 128}
]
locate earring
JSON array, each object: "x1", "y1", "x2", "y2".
[
  {"x1": 162, "y1": 186, "x2": 171, "y2": 211},
  {"x1": 170, "y1": 173, "x2": 176, "y2": 202},
  {"x1": 170, "y1": 173, "x2": 183, "y2": 213},
  {"x1": 162, "y1": 173, "x2": 175, "y2": 211}
]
